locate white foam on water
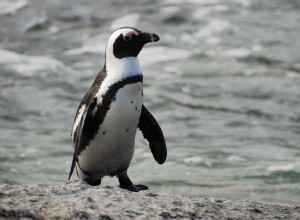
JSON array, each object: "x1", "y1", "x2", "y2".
[
  {"x1": 184, "y1": 156, "x2": 204, "y2": 165},
  {"x1": 141, "y1": 152, "x2": 153, "y2": 159},
  {"x1": 22, "y1": 12, "x2": 48, "y2": 32},
  {"x1": 160, "y1": 6, "x2": 180, "y2": 18},
  {"x1": 267, "y1": 164, "x2": 295, "y2": 172},
  {"x1": 182, "y1": 86, "x2": 192, "y2": 94},
  {"x1": 251, "y1": 44, "x2": 263, "y2": 52},
  {"x1": 286, "y1": 71, "x2": 300, "y2": 79},
  {"x1": 139, "y1": 46, "x2": 192, "y2": 66},
  {"x1": 64, "y1": 34, "x2": 108, "y2": 55},
  {"x1": 48, "y1": 25, "x2": 60, "y2": 34},
  {"x1": 0, "y1": 0, "x2": 28, "y2": 16},
  {"x1": 180, "y1": 33, "x2": 194, "y2": 43},
  {"x1": 205, "y1": 36, "x2": 220, "y2": 45},
  {"x1": 221, "y1": 48, "x2": 251, "y2": 58},
  {"x1": 195, "y1": 18, "x2": 231, "y2": 38},
  {"x1": 227, "y1": 155, "x2": 247, "y2": 162},
  {"x1": 0, "y1": 49, "x2": 73, "y2": 75},
  {"x1": 230, "y1": 0, "x2": 251, "y2": 7},
  {"x1": 193, "y1": 5, "x2": 228, "y2": 19},
  {"x1": 218, "y1": 44, "x2": 262, "y2": 58},
  {"x1": 110, "y1": 13, "x2": 140, "y2": 31},
  {"x1": 163, "y1": 0, "x2": 219, "y2": 5}
]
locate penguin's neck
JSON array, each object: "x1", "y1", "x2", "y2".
[
  {"x1": 105, "y1": 50, "x2": 142, "y2": 83},
  {"x1": 95, "y1": 52, "x2": 143, "y2": 103}
]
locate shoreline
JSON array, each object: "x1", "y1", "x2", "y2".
[{"x1": 0, "y1": 181, "x2": 299, "y2": 219}]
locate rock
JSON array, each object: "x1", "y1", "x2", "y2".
[{"x1": 0, "y1": 181, "x2": 299, "y2": 219}]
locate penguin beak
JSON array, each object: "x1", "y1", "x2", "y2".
[{"x1": 141, "y1": 32, "x2": 160, "y2": 43}]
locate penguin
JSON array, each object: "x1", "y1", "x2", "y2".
[{"x1": 68, "y1": 27, "x2": 167, "y2": 192}]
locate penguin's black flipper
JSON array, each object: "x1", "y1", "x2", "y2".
[
  {"x1": 138, "y1": 105, "x2": 167, "y2": 164},
  {"x1": 68, "y1": 101, "x2": 89, "y2": 180},
  {"x1": 68, "y1": 98, "x2": 97, "y2": 180}
]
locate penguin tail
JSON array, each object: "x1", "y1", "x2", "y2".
[{"x1": 67, "y1": 149, "x2": 77, "y2": 181}]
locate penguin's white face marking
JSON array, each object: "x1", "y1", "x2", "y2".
[
  {"x1": 106, "y1": 28, "x2": 140, "y2": 49},
  {"x1": 109, "y1": 28, "x2": 138, "y2": 42},
  {"x1": 123, "y1": 30, "x2": 139, "y2": 41}
]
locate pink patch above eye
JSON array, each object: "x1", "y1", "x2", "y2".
[{"x1": 124, "y1": 31, "x2": 139, "y2": 37}]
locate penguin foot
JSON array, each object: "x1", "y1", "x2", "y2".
[
  {"x1": 120, "y1": 184, "x2": 148, "y2": 192},
  {"x1": 84, "y1": 178, "x2": 101, "y2": 186},
  {"x1": 117, "y1": 171, "x2": 148, "y2": 192}
]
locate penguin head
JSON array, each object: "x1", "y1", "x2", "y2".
[{"x1": 106, "y1": 27, "x2": 159, "y2": 59}]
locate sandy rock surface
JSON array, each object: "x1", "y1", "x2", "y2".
[{"x1": 0, "y1": 181, "x2": 299, "y2": 219}]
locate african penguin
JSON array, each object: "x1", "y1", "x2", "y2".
[{"x1": 68, "y1": 27, "x2": 167, "y2": 192}]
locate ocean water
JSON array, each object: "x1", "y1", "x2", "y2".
[{"x1": 1, "y1": 0, "x2": 300, "y2": 205}]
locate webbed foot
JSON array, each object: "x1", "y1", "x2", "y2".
[
  {"x1": 84, "y1": 178, "x2": 101, "y2": 186},
  {"x1": 117, "y1": 171, "x2": 148, "y2": 192},
  {"x1": 120, "y1": 184, "x2": 149, "y2": 192}
]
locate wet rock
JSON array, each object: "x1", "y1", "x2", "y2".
[{"x1": 0, "y1": 181, "x2": 299, "y2": 220}]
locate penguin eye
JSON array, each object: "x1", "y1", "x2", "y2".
[{"x1": 123, "y1": 35, "x2": 131, "y2": 41}]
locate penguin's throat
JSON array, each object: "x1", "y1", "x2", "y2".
[{"x1": 105, "y1": 56, "x2": 142, "y2": 79}]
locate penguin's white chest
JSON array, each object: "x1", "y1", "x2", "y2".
[{"x1": 78, "y1": 82, "x2": 143, "y2": 178}]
